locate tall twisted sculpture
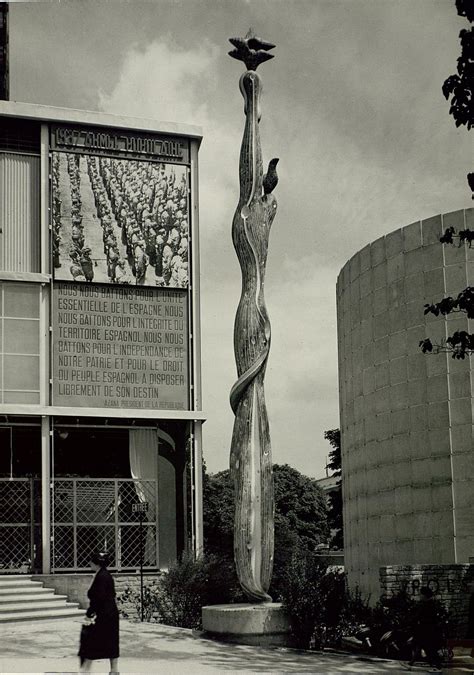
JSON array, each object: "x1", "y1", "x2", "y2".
[{"x1": 229, "y1": 29, "x2": 279, "y2": 603}]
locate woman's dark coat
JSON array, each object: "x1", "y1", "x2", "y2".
[{"x1": 78, "y1": 567, "x2": 119, "y2": 660}]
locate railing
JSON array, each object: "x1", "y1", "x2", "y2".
[
  {"x1": 52, "y1": 478, "x2": 158, "y2": 571},
  {"x1": 0, "y1": 478, "x2": 158, "y2": 573},
  {"x1": 0, "y1": 478, "x2": 41, "y2": 573}
]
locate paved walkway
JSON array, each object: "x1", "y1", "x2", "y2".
[{"x1": 0, "y1": 618, "x2": 473, "y2": 674}]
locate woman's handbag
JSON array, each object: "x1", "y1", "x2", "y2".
[
  {"x1": 82, "y1": 613, "x2": 96, "y2": 627},
  {"x1": 80, "y1": 613, "x2": 96, "y2": 654}
]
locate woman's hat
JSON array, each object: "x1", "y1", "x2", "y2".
[{"x1": 90, "y1": 551, "x2": 110, "y2": 567}]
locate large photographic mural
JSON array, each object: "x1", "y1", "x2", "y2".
[
  {"x1": 52, "y1": 153, "x2": 189, "y2": 288},
  {"x1": 51, "y1": 126, "x2": 190, "y2": 289}
]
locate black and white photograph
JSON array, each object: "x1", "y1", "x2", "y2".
[
  {"x1": 52, "y1": 152, "x2": 189, "y2": 288},
  {"x1": 0, "y1": 0, "x2": 473, "y2": 673}
]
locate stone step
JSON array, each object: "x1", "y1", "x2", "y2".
[
  {"x1": 0, "y1": 575, "x2": 85, "y2": 624},
  {"x1": 0, "y1": 579, "x2": 43, "y2": 589},
  {"x1": 0, "y1": 594, "x2": 68, "y2": 605},
  {"x1": 0, "y1": 586, "x2": 52, "y2": 597},
  {"x1": 0, "y1": 600, "x2": 79, "y2": 613},
  {"x1": 0, "y1": 607, "x2": 85, "y2": 623}
]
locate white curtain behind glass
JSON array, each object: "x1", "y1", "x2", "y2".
[
  {"x1": 129, "y1": 428, "x2": 158, "y2": 565},
  {"x1": 129, "y1": 428, "x2": 176, "y2": 566},
  {"x1": 129, "y1": 429, "x2": 158, "y2": 505}
]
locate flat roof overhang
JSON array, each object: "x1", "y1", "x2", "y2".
[
  {"x1": 0, "y1": 100, "x2": 203, "y2": 144},
  {"x1": 0, "y1": 404, "x2": 206, "y2": 421}
]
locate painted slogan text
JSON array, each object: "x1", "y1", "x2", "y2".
[{"x1": 53, "y1": 283, "x2": 189, "y2": 410}]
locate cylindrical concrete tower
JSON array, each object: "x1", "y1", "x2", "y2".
[{"x1": 337, "y1": 208, "x2": 474, "y2": 599}]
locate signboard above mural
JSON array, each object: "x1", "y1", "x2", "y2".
[
  {"x1": 52, "y1": 282, "x2": 189, "y2": 411},
  {"x1": 51, "y1": 125, "x2": 189, "y2": 164}
]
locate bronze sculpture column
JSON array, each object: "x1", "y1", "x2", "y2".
[{"x1": 228, "y1": 29, "x2": 278, "y2": 603}]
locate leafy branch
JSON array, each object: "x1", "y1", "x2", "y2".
[
  {"x1": 442, "y1": 0, "x2": 474, "y2": 196},
  {"x1": 420, "y1": 332, "x2": 474, "y2": 359},
  {"x1": 442, "y1": 25, "x2": 474, "y2": 131},
  {"x1": 421, "y1": 288, "x2": 474, "y2": 358},
  {"x1": 424, "y1": 286, "x2": 474, "y2": 319},
  {"x1": 421, "y1": 3, "x2": 474, "y2": 355},
  {"x1": 324, "y1": 428, "x2": 341, "y2": 477},
  {"x1": 440, "y1": 226, "x2": 474, "y2": 246},
  {"x1": 420, "y1": 228, "x2": 474, "y2": 358}
]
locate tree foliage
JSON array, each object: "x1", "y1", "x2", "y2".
[
  {"x1": 324, "y1": 428, "x2": 341, "y2": 477},
  {"x1": 203, "y1": 463, "x2": 329, "y2": 555},
  {"x1": 280, "y1": 554, "x2": 347, "y2": 649},
  {"x1": 324, "y1": 428, "x2": 343, "y2": 550},
  {"x1": 327, "y1": 487, "x2": 343, "y2": 550},
  {"x1": 454, "y1": 0, "x2": 474, "y2": 22},
  {"x1": 273, "y1": 464, "x2": 329, "y2": 549},
  {"x1": 424, "y1": 286, "x2": 474, "y2": 319},
  {"x1": 442, "y1": 23, "x2": 474, "y2": 130},
  {"x1": 202, "y1": 467, "x2": 234, "y2": 558},
  {"x1": 440, "y1": 225, "x2": 474, "y2": 246},
  {"x1": 202, "y1": 463, "x2": 329, "y2": 598},
  {"x1": 421, "y1": 2, "x2": 474, "y2": 359},
  {"x1": 420, "y1": 240, "x2": 474, "y2": 358},
  {"x1": 442, "y1": 1, "x2": 474, "y2": 128},
  {"x1": 442, "y1": 0, "x2": 473, "y2": 194}
]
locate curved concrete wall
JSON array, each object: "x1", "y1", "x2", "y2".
[{"x1": 337, "y1": 208, "x2": 474, "y2": 599}]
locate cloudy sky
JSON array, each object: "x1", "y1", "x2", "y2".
[{"x1": 9, "y1": 0, "x2": 473, "y2": 478}]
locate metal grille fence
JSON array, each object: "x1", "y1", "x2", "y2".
[
  {"x1": 52, "y1": 479, "x2": 158, "y2": 571},
  {"x1": 0, "y1": 478, "x2": 41, "y2": 573}
]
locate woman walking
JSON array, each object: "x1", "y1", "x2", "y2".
[
  {"x1": 408, "y1": 586, "x2": 443, "y2": 671},
  {"x1": 79, "y1": 552, "x2": 119, "y2": 673}
]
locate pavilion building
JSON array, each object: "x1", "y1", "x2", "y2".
[
  {"x1": 337, "y1": 208, "x2": 474, "y2": 628},
  {"x1": 0, "y1": 101, "x2": 204, "y2": 582}
]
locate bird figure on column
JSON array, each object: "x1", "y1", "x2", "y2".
[{"x1": 263, "y1": 158, "x2": 279, "y2": 195}]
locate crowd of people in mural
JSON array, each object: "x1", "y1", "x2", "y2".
[
  {"x1": 52, "y1": 152, "x2": 189, "y2": 288},
  {"x1": 52, "y1": 153, "x2": 94, "y2": 282}
]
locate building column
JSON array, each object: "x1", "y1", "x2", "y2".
[
  {"x1": 41, "y1": 416, "x2": 51, "y2": 574},
  {"x1": 192, "y1": 420, "x2": 204, "y2": 555}
]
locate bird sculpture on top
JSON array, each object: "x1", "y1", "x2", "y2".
[{"x1": 229, "y1": 28, "x2": 276, "y2": 72}]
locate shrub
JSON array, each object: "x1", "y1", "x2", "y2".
[
  {"x1": 280, "y1": 551, "x2": 345, "y2": 649},
  {"x1": 372, "y1": 591, "x2": 450, "y2": 646},
  {"x1": 337, "y1": 585, "x2": 374, "y2": 639},
  {"x1": 116, "y1": 551, "x2": 244, "y2": 629},
  {"x1": 279, "y1": 550, "x2": 372, "y2": 650},
  {"x1": 117, "y1": 583, "x2": 161, "y2": 622},
  {"x1": 154, "y1": 551, "x2": 244, "y2": 628},
  {"x1": 317, "y1": 570, "x2": 372, "y2": 648},
  {"x1": 371, "y1": 590, "x2": 417, "y2": 635}
]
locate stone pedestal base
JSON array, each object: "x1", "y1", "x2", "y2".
[{"x1": 201, "y1": 602, "x2": 291, "y2": 647}]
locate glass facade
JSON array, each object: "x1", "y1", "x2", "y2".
[
  {"x1": 0, "y1": 152, "x2": 41, "y2": 273},
  {"x1": 0, "y1": 282, "x2": 41, "y2": 403}
]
